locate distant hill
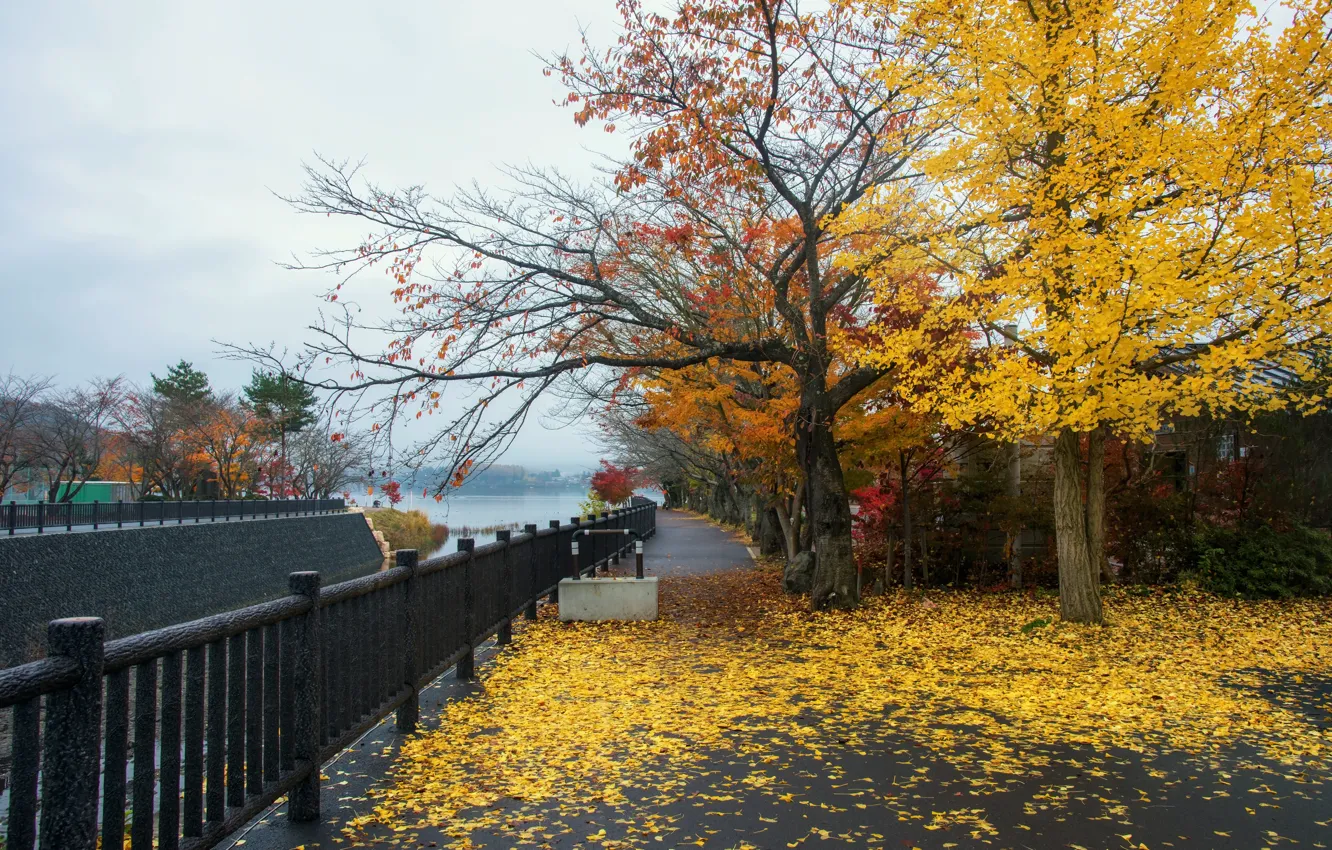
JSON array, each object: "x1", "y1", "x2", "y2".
[{"x1": 400, "y1": 464, "x2": 590, "y2": 495}]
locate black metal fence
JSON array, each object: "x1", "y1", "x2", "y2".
[
  {"x1": 0, "y1": 503, "x2": 656, "y2": 850},
  {"x1": 4, "y1": 498, "x2": 347, "y2": 535}
]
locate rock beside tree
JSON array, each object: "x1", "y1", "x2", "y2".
[{"x1": 784, "y1": 552, "x2": 816, "y2": 595}]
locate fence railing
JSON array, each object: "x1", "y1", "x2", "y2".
[
  {"x1": 4, "y1": 498, "x2": 347, "y2": 535},
  {"x1": 0, "y1": 502, "x2": 656, "y2": 850}
]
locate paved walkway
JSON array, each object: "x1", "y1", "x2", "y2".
[
  {"x1": 227, "y1": 509, "x2": 750, "y2": 850},
  {"x1": 632, "y1": 510, "x2": 753, "y2": 576},
  {"x1": 229, "y1": 513, "x2": 1332, "y2": 850}
]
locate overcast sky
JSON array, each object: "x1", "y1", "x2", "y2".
[{"x1": 0, "y1": 0, "x2": 626, "y2": 471}]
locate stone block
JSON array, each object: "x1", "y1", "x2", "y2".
[{"x1": 558, "y1": 577, "x2": 659, "y2": 621}]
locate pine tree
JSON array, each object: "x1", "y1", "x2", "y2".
[
  {"x1": 243, "y1": 371, "x2": 318, "y2": 497},
  {"x1": 151, "y1": 360, "x2": 211, "y2": 405}
]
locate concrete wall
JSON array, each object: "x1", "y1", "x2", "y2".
[
  {"x1": 0, "y1": 514, "x2": 383, "y2": 667},
  {"x1": 557, "y1": 577, "x2": 659, "y2": 621}
]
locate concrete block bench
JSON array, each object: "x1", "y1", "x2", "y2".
[{"x1": 558, "y1": 576, "x2": 659, "y2": 621}]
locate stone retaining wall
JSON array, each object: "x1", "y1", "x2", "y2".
[{"x1": 0, "y1": 513, "x2": 383, "y2": 667}]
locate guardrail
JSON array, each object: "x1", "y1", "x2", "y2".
[
  {"x1": 0, "y1": 503, "x2": 656, "y2": 850},
  {"x1": 4, "y1": 498, "x2": 347, "y2": 535}
]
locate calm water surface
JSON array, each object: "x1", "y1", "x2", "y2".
[
  {"x1": 362, "y1": 489, "x2": 661, "y2": 558},
  {"x1": 417, "y1": 491, "x2": 594, "y2": 541}
]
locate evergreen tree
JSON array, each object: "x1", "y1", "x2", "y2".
[
  {"x1": 151, "y1": 360, "x2": 211, "y2": 405},
  {"x1": 243, "y1": 370, "x2": 318, "y2": 496}
]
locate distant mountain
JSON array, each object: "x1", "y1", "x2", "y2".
[{"x1": 399, "y1": 464, "x2": 589, "y2": 495}]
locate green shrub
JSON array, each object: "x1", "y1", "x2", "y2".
[
  {"x1": 1193, "y1": 523, "x2": 1332, "y2": 599},
  {"x1": 366, "y1": 508, "x2": 445, "y2": 555}
]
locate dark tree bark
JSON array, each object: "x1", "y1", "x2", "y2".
[
  {"x1": 758, "y1": 507, "x2": 785, "y2": 556},
  {"x1": 805, "y1": 391, "x2": 857, "y2": 610},
  {"x1": 900, "y1": 450, "x2": 914, "y2": 591},
  {"x1": 1054, "y1": 429, "x2": 1103, "y2": 623},
  {"x1": 1086, "y1": 427, "x2": 1112, "y2": 583},
  {"x1": 1005, "y1": 439, "x2": 1023, "y2": 589}
]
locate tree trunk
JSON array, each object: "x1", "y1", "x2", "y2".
[
  {"x1": 749, "y1": 491, "x2": 762, "y2": 543},
  {"x1": 1086, "y1": 427, "x2": 1113, "y2": 583},
  {"x1": 774, "y1": 498, "x2": 798, "y2": 561},
  {"x1": 758, "y1": 506, "x2": 785, "y2": 556},
  {"x1": 920, "y1": 529, "x2": 930, "y2": 586},
  {"x1": 1006, "y1": 439, "x2": 1023, "y2": 589},
  {"x1": 1053, "y1": 429, "x2": 1103, "y2": 623},
  {"x1": 279, "y1": 425, "x2": 288, "y2": 498},
  {"x1": 787, "y1": 478, "x2": 805, "y2": 558},
  {"x1": 884, "y1": 527, "x2": 896, "y2": 588},
  {"x1": 805, "y1": 395, "x2": 858, "y2": 610},
  {"x1": 900, "y1": 452, "x2": 914, "y2": 591}
]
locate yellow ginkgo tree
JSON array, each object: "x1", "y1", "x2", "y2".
[{"x1": 840, "y1": 0, "x2": 1332, "y2": 622}]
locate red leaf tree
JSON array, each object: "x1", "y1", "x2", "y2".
[{"x1": 590, "y1": 460, "x2": 638, "y2": 506}]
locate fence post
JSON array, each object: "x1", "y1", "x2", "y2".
[
  {"x1": 66, "y1": 502, "x2": 73, "y2": 532},
  {"x1": 457, "y1": 538, "x2": 476, "y2": 680},
  {"x1": 9, "y1": 500, "x2": 17, "y2": 535},
  {"x1": 395, "y1": 550, "x2": 421, "y2": 733},
  {"x1": 39, "y1": 617, "x2": 105, "y2": 849},
  {"x1": 496, "y1": 531, "x2": 513, "y2": 646},
  {"x1": 37, "y1": 500, "x2": 45, "y2": 534},
  {"x1": 592, "y1": 514, "x2": 603, "y2": 572},
  {"x1": 611, "y1": 509, "x2": 621, "y2": 564},
  {"x1": 92, "y1": 500, "x2": 99, "y2": 530},
  {"x1": 549, "y1": 520, "x2": 562, "y2": 603},
  {"x1": 524, "y1": 524, "x2": 540, "y2": 620},
  {"x1": 287, "y1": 571, "x2": 322, "y2": 822}
]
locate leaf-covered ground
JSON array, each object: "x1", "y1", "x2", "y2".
[{"x1": 335, "y1": 567, "x2": 1331, "y2": 850}]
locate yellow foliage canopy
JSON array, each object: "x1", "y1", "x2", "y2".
[{"x1": 838, "y1": 0, "x2": 1332, "y2": 441}]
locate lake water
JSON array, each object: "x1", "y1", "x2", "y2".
[
  {"x1": 372, "y1": 489, "x2": 662, "y2": 558},
  {"x1": 414, "y1": 491, "x2": 593, "y2": 540}
]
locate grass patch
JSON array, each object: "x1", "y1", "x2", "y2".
[{"x1": 366, "y1": 508, "x2": 447, "y2": 555}]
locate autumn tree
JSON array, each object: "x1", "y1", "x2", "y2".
[
  {"x1": 590, "y1": 459, "x2": 639, "y2": 506},
  {"x1": 116, "y1": 387, "x2": 206, "y2": 498},
  {"x1": 591, "y1": 387, "x2": 742, "y2": 513},
  {"x1": 287, "y1": 428, "x2": 369, "y2": 499},
  {"x1": 0, "y1": 372, "x2": 52, "y2": 499},
  {"x1": 26, "y1": 377, "x2": 126, "y2": 502},
  {"x1": 261, "y1": 0, "x2": 943, "y2": 609},
  {"x1": 187, "y1": 394, "x2": 259, "y2": 498},
  {"x1": 843, "y1": 0, "x2": 1332, "y2": 621},
  {"x1": 630, "y1": 361, "x2": 807, "y2": 556}
]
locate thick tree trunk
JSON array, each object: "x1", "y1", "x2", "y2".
[
  {"x1": 1053, "y1": 429, "x2": 1104, "y2": 623},
  {"x1": 758, "y1": 506, "x2": 784, "y2": 556},
  {"x1": 805, "y1": 396, "x2": 858, "y2": 610},
  {"x1": 1086, "y1": 427, "x2": 1113, "y2": 583}
]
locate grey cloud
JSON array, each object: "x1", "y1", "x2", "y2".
[{"x1": 0, "y1": 0, "x2": 625, "y2": 471}]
